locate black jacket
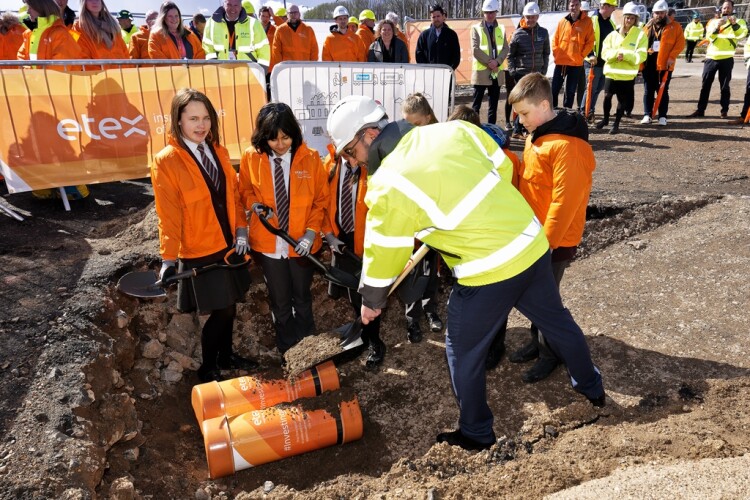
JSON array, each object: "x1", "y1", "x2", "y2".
[
  {"x1": 368, "y1": 37, "x2": 409, "y2": 63},
  {"x1": 507, "y1": 24, "x2": 550, "y2": 79},
  {"x1": 415, "y1": 23, "x2": 461, "y2": 69}
]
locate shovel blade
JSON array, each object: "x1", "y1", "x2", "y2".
[
  {"x1": 340, "y1": 318, "x2": 364, "y2": 349},
  {"x1": 327, "y1": 266, "x2": 360, "y2": 290},
  {"x1": 117, "y1": 271, "x2": 166, "y2": 298}
]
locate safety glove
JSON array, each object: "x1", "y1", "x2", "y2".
[
  {"x1": 295, "y1": 229, "x2": 316, "y2": 257},
  {"x1": 324, "y1": 232, "x2": 346, "y2": 254},
  {"x1": 235, "y1": 227, "x2": 249, "y2": 255}
]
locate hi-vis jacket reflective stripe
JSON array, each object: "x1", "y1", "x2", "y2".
[
  {"x1": 472, "y1": 22, "x2": 507, "y2": 74},
  {"x1": 684, "y1": 20, "x2": 704, "y2": 41},
  {"x1": 151, "y1": 136, "x2": 246, "y2": 261},
  {"x1": 705, "y1": 17, "x2": 748, "y2": 60},
  {"x1": 238, "y1": 142, "x2": 328, "y2": 256},
  {"x1": 360, "y1": 121, "x2": 549, "y2": 308},
  {"x1": 602, "y1": 27, "x2": 647, "y2": 80},
  {"x1": 202, "y1": 8, "x2": 270, "y2": 65}
]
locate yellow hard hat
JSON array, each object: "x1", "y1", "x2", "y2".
[
  {"x1": 359, "y1": 9, "x2": 375, "y2": 21},
  {"x1": 275, "y1": 7, "x2": 287, "y2": 16},
  {"x1": 348, "y1": 16, "x2": 358, "y2": 25},
  {"x1": 18, "y1": 4, "x2": 28, "y2": 14},
  {"x1": 242, "y1": 1, "x2": 255, "y2": 14}
]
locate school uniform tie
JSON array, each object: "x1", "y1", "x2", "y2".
[
  {"x1": 273, "y1": 157, "x2": 290, "y2": 232},
  {"x1": 196, "y1": 143, "x2": 220, "y2": 191},
  {"x1": 340, "y1": 167, "x2": 355, "y2": 234}
]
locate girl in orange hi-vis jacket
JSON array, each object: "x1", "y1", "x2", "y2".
[
  {"x1": 239, "y1": 103, "x2": 329, "y2": 357},
  {"x1": 72, "y1": 0, "x2": 130, "y2": 68},
  {"x1": 151, "y1": 89, "x2": 257, "y2": 383},
  {"x1": 148, "y1": 2, "x2": 205, "y2": 60}
]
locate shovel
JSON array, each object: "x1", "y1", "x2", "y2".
[
  {"x1": 651, "y1": 71, "x2": 669, "y2": 119},
  {"x1": 340, "y1": 244, "x2": 431, "y2": 349},
  {"x1": 253, "y1": 203, "x2": 360, "y2": 290},
  {"x1": 117, "y1": 249, "x2": 249, "y2": 298},
  {"x1": 584, "y1": 65, "x2": 595, "y2": 120}
]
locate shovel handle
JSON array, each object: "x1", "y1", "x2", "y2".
[{"x1": 159, "y1": 249, "x2": 250, "y2": 286}]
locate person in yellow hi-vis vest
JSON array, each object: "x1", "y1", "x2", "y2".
[
  {"x1": 117, "y1": 10, "x2": 136, "y2": 46},
  {"x1": 471, "y1": 0, "x2": 508, "y2": 125},
  {"x1": 202, "y1": 0, "x2": 270, "y2": 70},
  {"x1": 683, "y1": 12, "x2": 705, "y2": 63},
  {"x1": 688, "y1": 0, "x2": 747, "y2": 119},
  {"x1": 327, "y1": 94, "x2": 605, "y2": 451}
]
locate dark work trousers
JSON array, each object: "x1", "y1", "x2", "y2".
[
  {"x1": 643, "y1": 59, "x2": 673, "y2": 119},
  {"x1": 445, "y1": 252, "x2": 603, "y2": 443},
  {"x1": 504, "y1": 70, "x2": 516, "y2": 125},
  {"x1": 201, "y1": 304, "x2": 236, "y2": 370},
  {"x1": 255, "y1": 253, "x2": 315, "y2": 353},
  {"x1": 551, "y1": 64, "x2": 582, "y2": 109},
  {"x1": 697, "y1": 57, "x2": 734, "y2": 114},
  {"x1": 602, "y1": 78, "x2": 635, "y2": 121},
  {"x1": 741, "y1": 68, "x2": 750, "y2": 119},
  {"x1": 685, "y1": 40, "x2": 698, "y2": 62},
  {"x1": 405, "y1": 249, "x2": 440, "y2": 325},
  {"x1": 472, "y1": 78, "x2": 501, "y2": 124}
]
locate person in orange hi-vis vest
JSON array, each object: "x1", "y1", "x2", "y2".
[
  {"x1": 148, "y1": 1, "x2": 205, "y2": 60},
  {"x1": 551, "y1": 0, "x2": 594, "y2": 109},
  {"x1": 323, "y1": 6, "x2": 366, "y2": 62},
  {"x1": 128, "y1": 9, "x2": 157, "y2": 60},
  {"x1": 259, "y1": 6, "x2": 275, "y2": 46},
  {"x1": 72, "y1": 0, "x2": 130, "y2": 69},
  {"x1": 356, "y1": 9, "x2": 376, "y2": 49},
  {"x1": 269, "y1": 3, "x2": 318, "y2": 72}
]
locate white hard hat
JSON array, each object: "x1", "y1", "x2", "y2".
[
  {"x1": 581, "y1": 1, "x2": 590, "y2": 10},
  {"x1": 522, "y1": 2, "x2": 540, "y2": 15},
  {"x1": 622, "y1": 1, "x2": 640, "y2": 15},
  {"x1": 652, "y1": 0, "x2": 668, "y2": 12},
  {"x1": 332, "y1": 5, "x2": 349, "y2": 18},
  {"x1": 327, "y1": 96, "x2": 387, "y2": 154},
  {"x1": 482, "y1": 0, "x2": 499, "y2": 12}
]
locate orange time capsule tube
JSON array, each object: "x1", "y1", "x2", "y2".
[
  {"x1": 191, "y1": 361, "x2": 340, "y2": 430},
  {"x1": 202, "y1": 394, "x2": 363, "y2": 478}
]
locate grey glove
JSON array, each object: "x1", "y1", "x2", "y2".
[
  {"x1": 324, "y1": 232, "x2": 346, "y2": 254},
  {"x1": 294, "y1": 229, "x2": 316, "y2": 257},
  {"x1": 235, "y1": 227, "x2": 249, "y2": 255},
  {"x1": 252, "y1": 202, "x2": 272, "y2": 220},
  {"x1": 159, "y1": 260, "x2": 176, "y2": 282}
]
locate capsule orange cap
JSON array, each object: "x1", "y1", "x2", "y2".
[{"x1": 202, "y1": 416, "x2": 235, "y2": 479}]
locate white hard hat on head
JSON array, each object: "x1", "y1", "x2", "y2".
[
  {"x1": 332, "y1": 5, "x2": 349, "y2": 18},
  {"x1": 622, "y1": 2, "x2": 640, "y2": 15},
  {"x1": 652, "y1": 0, "x2": 668, "y2": 12},
  {"x1": 482, "y1": 0, "x2": 499, "y2": 12},
  {"x1": 523, "y1": 2, "x2": 540, "y2": 15},
  {"x1": 581, "y1": 1, "x2": 590, "y2": 10},
  {"x1": 327, "y1": 96, "x2": 387, "y2": 154}
]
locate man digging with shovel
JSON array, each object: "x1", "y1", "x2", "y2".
[{"x1": 326, "y1": 95, "x2": 606, "y2": 451}]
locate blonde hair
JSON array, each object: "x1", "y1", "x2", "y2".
[
  {"x1": 507, "y1": 72, "x2": 552, "y2": 106},
  {"x1": 402, "y1": 93, "x2": 438, "y2": 124},
  {"x1": 78, "y1": 0, "x2": 121, "y2": 49}
]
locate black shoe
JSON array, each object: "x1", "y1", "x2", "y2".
[
  {"x1": 608, "y1": 124, "x2": 619, "y2": 135},
  {"x1": 485, "y1": 343, "x2": 505, "y2": 371},
  {"x1": 521, "y1": 356, "x2": 559, "y2": 383},
  {"x1": 425, "y1": 312, "x2": 443, "y2": 332},
  {"x1": 365, "y1": 339, "x2": 385, "y2": 369},
  {"x1": 436, "y1": 429, "x2": 495, "y2": 451},
  {"x1": 588, "y1": 392, "x2": 607, "y2": 408},
  {"x1": 595, "y1": 119, "x2": 608, "y2": 129},
  {"x1": 720, "y1": 112, "x2": 728, "y2": 119},
  {"x1": 508, "y1": 340, "x2": 539, "y2": 363},
  {"x1": 217, "y1": 353, "x2": 260, "y2": 372},
  {"x1": 687, "y1": 110, "x2": 704, "y2": 118},
  {"x1": 197, "y1": 366, "x2": 224, "y2": 383},
  {"x1": 407, "y1": 321, "x2": 423, "y2": 343}
]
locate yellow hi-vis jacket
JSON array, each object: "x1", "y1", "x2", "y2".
[
  {"x1": 471, "y1": 22, "x2": 508, "y2": 84},
  {"x1": 602, "y1": 27, "x2": 648, "y2": 81},
  {"x1": 705, "y1": 17, "x2": 748, "y2": 60},
  {"x1": 202, "y1": 7, "x2": 270, "y2": 66},
  {"x1": 745, "y1": 37, "x2": 750, "y2": 69},
  {"x1": 684, "y1": 20, "x2": 704, "y2": 41},
  {"x1": 591, "y1": 14, "x2": 617, "y2": 58},
  {"x1": 360, "y1": 121, "x2": 549, "y2": 309}
]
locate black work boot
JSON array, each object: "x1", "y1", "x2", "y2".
[
  {"x1": 595, "y1": 118, "x2": 609, "y2": 129},
  {"x1": 609, "y1": 114, "x2": 621, "y2": 135},
  {"x1": 485, "y1": 327, "x2": 506, "y2": 371},
  {"x1": 407, "y1": 320, "x2": 423, "y2": 343},
  {"x1": 521, "y1": 340, "x2": 559, "y2": 383},
  {"x1": 508, "y1": 328, "x2": 539, "y2": 363},
  {"x1": 436, "y1": 429, "x2": 495, "y2": 451},
  {"x1": 365, "y1": 338, "x2": 386, "y2": 370}
]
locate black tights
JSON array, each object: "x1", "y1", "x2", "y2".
[
  {"x1": 201, "y1": 304, "x2": 236, "y2": 369},
  {"x1": 602, "y1": 78, "x2": 635, "y2": 122}
]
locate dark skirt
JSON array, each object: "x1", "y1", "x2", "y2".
[{"x1": 176, "y1": 247, "x2": 251, "y2": 315}]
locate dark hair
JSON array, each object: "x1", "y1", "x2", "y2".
[
  {"x1": 259, "y1": 6, "x2": 271, "y2": 15},
  {"x1": 429, "y1": 4, "x2": 445, "y2": 14},
  {"x1": 447, "y1": 105, "x2": 481, "y2": 127},
  {"x1": 170, "y1": 88, "x2": 221, "y2": 147},
  {"x1": 192, "y1": 12, "x2": 206, "y2": 23},
  {"x1": 156, "y1": 1, "x2": 188, "y2": 37},
  {"x1": 26, "y1": 0, "x2": 62, "y2": 19},
  {"x1": 251, "y1": 102, "x2": 303, "y2": 157}
]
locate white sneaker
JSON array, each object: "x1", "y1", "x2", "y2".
[
  {"x1": 640, "y1": 115, "x2": 652, "y2": 124},
  {"x1": 658, "y1": 117, "x2": 667, "y2": 126}
]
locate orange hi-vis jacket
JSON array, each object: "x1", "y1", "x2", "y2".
[
  {"x1": 1, "y1": 24, "x2": 25, "y2": 61},
  {"x1": 72, "y1": 22, "x2": 130, "y2": 68},
  {"x1": 239, "y1": 142, "x2": 329, "y2": 256},
  {"x1": 322, "y1": 27, "x2": 365, "y2": 62},
  {"x1": 643, "y1": 20, "x2": 685, "y2": 71},
  {"x1": 518, "y1": 112, "x2": 595, "y2": 249},
  {"x1": 18, "y1": 17, "x2": 83, "y2": 65},
  {"x1": 321, "y1": 148, "x2": 369, "y2": 258},
  {"x1": 270, "y1": 21, "x2": 318, "y2": 71},
  {"x1": 263, "y1": 22, "x2": 275, "y2": 47},
  {"x1": 148, "y1": 29, "x2": 206, "y2": 60},
  {"x1": 356, "y1": 23, "x2": 374, "y2": 49},
  {"x1": 128, "y1": 25, "x2": 150, "y2": 59},
  {"x1": 151, "y1": 136, "x2": 247, "y2": 262},
  {"x1": 552, "y1": 10, "x2": 594, "y2": 66}
]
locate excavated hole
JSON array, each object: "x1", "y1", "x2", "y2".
[{"x1": 84, "y1": 195, "x2": 719, "y2": 497}]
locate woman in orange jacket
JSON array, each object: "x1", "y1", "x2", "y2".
[
  {"x1": 72, "y1": 0, "x2": 130, "y2": 68},
  {"x1": 239, "y1": 102, "x2": 328, "y2": 357},
  {"x1": 151, "y1": 88, "x2": 257, "y2": 383},
  {"x1": 148, "y1": 2, "x2": 205, "y2": 60}
]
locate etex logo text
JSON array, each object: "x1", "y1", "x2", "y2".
[{"x1": 56, "y1": 114, "x2": 147, "y2": 141}]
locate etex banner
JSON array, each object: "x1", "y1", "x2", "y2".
[
  {"x1": 0, "y1": 63, "x2": 266, "y2": 194},
  {"x1": 271, "y1": 61, "x2": 453, "y2": 155}
]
